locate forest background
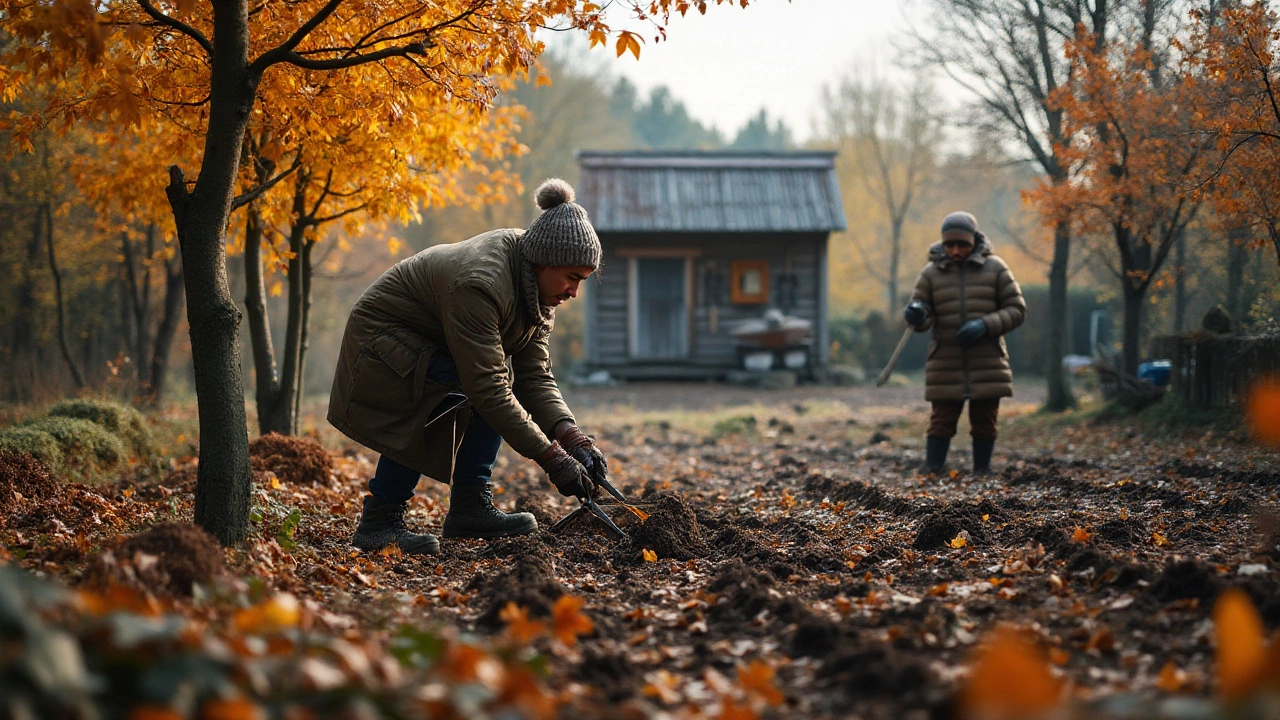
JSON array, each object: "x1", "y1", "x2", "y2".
[{"x1": 3, "y1": 0, "x2": 1280, "y2": 414}]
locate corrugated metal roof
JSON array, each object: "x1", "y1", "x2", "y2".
[{"x1": 576, "y1": 151, "x2": 847, "y2": 233}]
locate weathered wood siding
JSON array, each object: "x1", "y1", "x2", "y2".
[{"x1": 587, "y1": 232, "x2": 828, "y2": 373}]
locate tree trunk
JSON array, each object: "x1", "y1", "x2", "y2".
[
  {"x1": 293, "y1": 236, "x2": 315, "y2": 427},
  {"x1": 887, "y1": 214, "x2": 903, "y2": 317},
  {"x1": 148, "y1": 248, "x2": 185, "y2": 406},
  {"x1": 1226, "y1": 226, "x2": 1248, "y2": 324},
  {"x1": 267, "y1": 212, "x2": 309, "y2": 436},
  {"x1": 1121, "y1": 280, "x2": 1144, "y2": 378},
  {"x1": 1173, "y1": 228, "x2": 1187, "y2": 334},
  {"x1": 1043, "y1": 220, "x2": 1076, "y2": 411},
  {"x1": 243, "y1": 204, "x2": 288, "y2": 434},
  {"x1": 166, "y1": 0, "x2": 258, "y2": 546},
  {"x1": 44, "y1": 202, "x2": 86, "y2": 390},
  {"x1": 121, "y1": 225, "x2": 155, "y2": 384}
]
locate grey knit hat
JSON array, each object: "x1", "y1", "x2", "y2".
[
  {"x1": 521, "y1": 179, "x2": 601, "y2": 269},
  {"x1": 940, "y1": 211, "x2": 978, "y2": 245}
]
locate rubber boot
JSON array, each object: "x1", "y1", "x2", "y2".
[
  {"x1": 973, "y1": 438, "x2": 996, "y2": 475},
  {"x1": 924, "y1": 435, "x2": 950, "y2": 473},
  {"x1": 352, "y1": 494, "x2": 439, "y2": 555},
  {"x1": 442, "y1": 483, "x2": 538, "y2": 539}
]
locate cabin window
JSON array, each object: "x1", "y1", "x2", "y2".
[{"x1": 730, "y1": 260, "x2": 769, "y2": 304}]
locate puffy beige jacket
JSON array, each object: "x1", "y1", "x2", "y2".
[
  {"x1": 327, "y1": 229, "x2": 574, "y2": 481},
  {"x1": 910, "y1": 235, "x2": 1026, "y2": 401}
]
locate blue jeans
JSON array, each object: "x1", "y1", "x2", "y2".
[{"x1": 367, "y1": 352, "x2": 503, "y2": 502}]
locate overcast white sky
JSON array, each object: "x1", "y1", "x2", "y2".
[{"x1": 560, "y1": 0, "x2": 944, "y2": 142}]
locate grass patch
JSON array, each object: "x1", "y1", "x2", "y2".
[
  {"x1": 0, "y1": 426, "x2": 65, "y2": 472},
  {"x1": 0, "y1": 417, "x2": 126, "y2": 482},
  {"x1": 48, "y1": 398, "x2": 152, "y2": 458}
]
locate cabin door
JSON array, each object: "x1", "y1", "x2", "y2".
[{"x1": 629, "y1": 256, "x2": 691, "y2": 360}]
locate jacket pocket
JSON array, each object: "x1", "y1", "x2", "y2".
[
  {"x1": 349, "y1": 333, "x2": 430, "y2": 418},
  {"x1": 364, "y1": 333, "x2": 421, "y2": 377}
]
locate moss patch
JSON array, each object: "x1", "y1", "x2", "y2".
[{"x1": 48, "y1": 398, "x2": 152, "y2": 458}]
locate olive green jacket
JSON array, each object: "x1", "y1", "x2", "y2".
[
  {"x1": 327, "y1": 229, "x2": 574, "y2": 481},
  {"x1": 910, "y1": 235, "x2": 1027, "y2": 401}
]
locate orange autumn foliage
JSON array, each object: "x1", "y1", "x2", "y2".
[
  {"x1": 550, "y1": 595, "x2": 594, "y2": 647},
  {"x1": 1186, "y1": 3, "x2": 1280, "y2": 267},
  {"x1": 960, "y1": 627, "x2": 1064, "y2": 719},
  {"x1": 499, "y1": 601, "x2": 548, "y2": 644},
  {"x1": 1247, "y1": 377, "x2": 1280, "y2": 446},
  {"x1": 1213, "y1": 587, "x2": 1280, "y2": 701}
]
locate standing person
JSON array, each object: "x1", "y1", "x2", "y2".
[
  {"x1": 328, "y1": 179, "x2": 607, "y2": 555},
  {"x1": 902, "y1": 212, "x2": 1026, "y2": 474}
]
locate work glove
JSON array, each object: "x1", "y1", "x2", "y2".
[
  {"x1": 955, "y1": 319, "x2": 988, "y2": 346},
  {"x1": 903, "y1": 301, "x2": 930, "y2": 329},
  {"x1": 556, "y1": 422, "x2": 608, "y2": 480},
  {"x1": 535, "y1": 442, "x2": 595, "y2": 499}
]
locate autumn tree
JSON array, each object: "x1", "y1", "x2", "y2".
[
  {"x1": 915, "y1": 0, "x2": 1120, "y2": 411},
  {"x1": 816, "y1": 71, "x2": 942, "y2": 317},
  {"x1": 1032, "y1": 15, "x2": 1212, "y2": 377},
  {"x1": 1188, "y1": 2, "x2": 1280, "y2": 269},
  {"x1": 3, "y1": 0, "x2": 754, "y2": 545}
]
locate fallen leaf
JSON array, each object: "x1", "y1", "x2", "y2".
[
  {"x1": 1072, "y1": 527, "x2": 1092, "y2": 543},
  {"x1": 200, "y1": 697, "x2": 266, "y2": 720},
  {"x1": 643, "y1": 548, "x2": 658, "y2": 562},
  {"x1": 499, "y1": 602, "x2": 547, "y2": 644},
  {"x1": 737, "y1": 660, "x2": 784, "y2": 706},
  {"x1": 1086, "y1": 627, "x2": 1116, "y2": 654},
  {"x1": 1247, "y1": 377, "x2": 1280, "y2": 445},
  {"x1": 717, "y1": 696, "x2": 758, "y2": 720},
  {"x1": 1213, "y1": 587, "x2": 1267, "y2": 701},
  {"x1": 551, "y1": 595, "x2": 594, "y2": 647},
  {"x1": 950, "y1": 535, "x2": 968, "y2": 549},
  {"x1": 1157, "y1": 659, "x2": 1191, "y2": 692},
  {"x1": 960, "y1": 627, "x2": 1063, "y2": 718},
  {"x1": 1152, "y1": 531, "x2": 1170, "y2": 547}
]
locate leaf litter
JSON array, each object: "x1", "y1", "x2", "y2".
[{"x1": 2, "y1": 385, "x2": 1280, "y2": 718}]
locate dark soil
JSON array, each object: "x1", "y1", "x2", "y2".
[
  {"x1": 87, "y1": 522, "x2": 225, "y2": 597},
  {"x1": 0, "y1": 451, "x2": 58, "y2": 514},
  {"x1": 470, "y1": 537, "x2": 566, "y2": 625},
  {"x1": 619, "y1": 492, "x2": 709, "y2": 562},
  {"x1": 249, "y1": 432, "x2": 335, "y2": 485}
]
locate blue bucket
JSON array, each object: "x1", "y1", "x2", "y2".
[{"x1": 1137, "y1": 360, "x2": 1172, "y2": 387}]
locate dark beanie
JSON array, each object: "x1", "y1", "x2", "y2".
[
  {"x1": 940, "y1": 211, "x2": 978, "y2": 244},
  {"x1": 520, "y1": 179, "x2": 601, "y2": 269}
]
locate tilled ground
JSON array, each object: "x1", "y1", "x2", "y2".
[
  {"x1": 300, "y1": 386, "x2": 1280, "y2": 718},
  {"x1": 4, "y1": 384, "x2": 1280, "y2": 719}
]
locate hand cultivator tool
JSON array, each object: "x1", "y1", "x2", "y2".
[{"x1": 549, "y1": 462, "x2": 647, "y2": 539}]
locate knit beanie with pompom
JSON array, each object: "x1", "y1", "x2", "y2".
[{"x1": 519, "y1": 178, "x2": 601, "y2": 329}]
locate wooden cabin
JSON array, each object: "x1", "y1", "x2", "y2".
[{"x1": 576, "y1": 150, "x2": 847, "y2": 380}]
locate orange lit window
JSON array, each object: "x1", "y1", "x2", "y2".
[{"x1": 730, "y1": 260, "x2": 769, "y2": 304}]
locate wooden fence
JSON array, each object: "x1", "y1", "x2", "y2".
[{"x1": 1149, "y1": 332, "x2": 1280, "y2": 410}]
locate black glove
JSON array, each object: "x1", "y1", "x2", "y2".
[
  {"x1": 556, "y1": 423, "x2": 608, "y2": 479},
  {"x1": 903, "y1": 301, "x2": 930, "y2": 328},
  {"x1": 536, "y1": 443, "x2": 594, "y2": 499},
  {"x1": 955, "y1": 319, "x2": 988, "y2": 346}
]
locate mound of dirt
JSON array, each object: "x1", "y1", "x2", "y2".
[
  {"x1": 513, "y1": 494, "x2": 559, "y2": 529},
  {"x1": 912, "y1": 499, "x2": 1002, "y2": 550},
  {"x1": 819, "y1": 644, "x2": 933, "y2": 703},
  {"x1": 88, "y1": 522, "x2": 225, "y2": 597},
  {"x1": 249, "y1": 433, "x2": 334, "y2": 485},
  {"x1": 706, "y1": 561, "x2": 809, "y2": 625},
  {"x1": 0, "y1": 451, "x2": 59, "y2": 515},
  {"x1": 576, "y1": 646, "x2": 641, "y2": 702},
  {"x1": 470, "y1": 538, "x2": 566, "y2": 626},
  {"x1": 622, "y1": 493, "x2": 709, "y2": 562},
  {"x1": 1147, "y1": 559, "x2": 1223, "y2": 604}
]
